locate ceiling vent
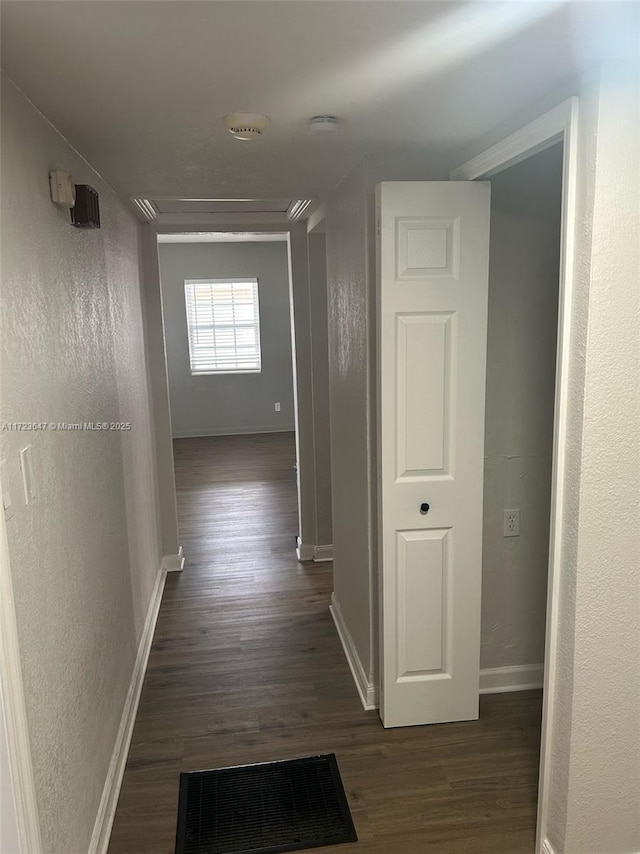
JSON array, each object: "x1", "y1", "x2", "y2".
[
  {"x1": 287, "y1": 199, "x2": 315, "y2": 222},
  {"x1": 224, "y1": 113, "x2": 270, "y2": 140},
  {"x1": 128, "y1": 196, "x2": 313, "y2": 225},
  {"x1": 130, "y1": 198, "x2": 158, "y2": 221},
  {"x1": 308, "y1": 115, "x2": 340, "y2": 135}
]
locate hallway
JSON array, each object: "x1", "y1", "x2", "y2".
[{"x1": 108, "y1": 433, "x2": 542, "y2": 854}]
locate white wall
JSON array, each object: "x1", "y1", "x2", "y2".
[
  {"x1": 158, "y1": 240, "x2": 295, "y2": 437},
  {"x1": 482, "y1": 144, "x2": 563, "y2": 669},
  {"x1": 553, "y1": 59, "x2": 640, "y2": 854},
  {"x1": 0, "y1": 75, "x2": 162, "y2": 853}
]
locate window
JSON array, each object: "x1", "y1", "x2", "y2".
[{"x1": 184, "y1": 278, "x2": 261, "y2": 374}]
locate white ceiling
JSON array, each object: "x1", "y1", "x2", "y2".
[
  {"x1": 1, "y1": 1, "x2": 636, "y2": 203},
  {"x1": 153, "y1": 199, "x2": 292, "y2": 215}
]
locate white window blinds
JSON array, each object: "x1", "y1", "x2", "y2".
[{"x1": 184, "y1": 279, "x2": 261, "y2": 374}]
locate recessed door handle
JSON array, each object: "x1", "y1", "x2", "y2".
[{"x1": 420, "y1": 503, "x2": 430, "y2": 514}]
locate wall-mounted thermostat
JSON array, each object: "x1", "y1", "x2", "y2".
[{"x1": 49, "y1": 170, "x2": 76, "y2": 208}]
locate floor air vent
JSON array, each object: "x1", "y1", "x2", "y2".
[{"x1": 175, "y1": 753, "x2": 357, "y2": 854}]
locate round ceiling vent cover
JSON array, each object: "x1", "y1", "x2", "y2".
[
  {"x1": 308, "y1": 115, "x2": 340, "y2": 134},
  {"x1": 224, "y1": 113, "x2": 270, "y2": 140}
]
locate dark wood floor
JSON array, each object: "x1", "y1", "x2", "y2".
[{"x1": 108, "y1": 432, "x2": 542, "y2": 854}]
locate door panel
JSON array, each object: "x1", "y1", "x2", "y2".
[
  {"x1": 396, "y1": 528, "x2": 448, "y2": 677},
  {"x1": 396, "y1": 312, "x2": 453, "y2": 477},
  {"x1": 377, "y1": 181, "x2": 490, "y2": 728}
]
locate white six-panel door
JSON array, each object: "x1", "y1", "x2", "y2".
[{"x1": 376, "y1": 181, "x2": 491, "y2": 728}]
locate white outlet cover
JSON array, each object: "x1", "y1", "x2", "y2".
[{"x1": 503, "y1": 508, "x2": 520, "y2": 537}]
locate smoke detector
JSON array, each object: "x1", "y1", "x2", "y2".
[
  {"x1": 308, "y1": 115, "x2": 340, "y2": 135},
  {"x1": 224, "y1": 113, "x2": 270, "y2": 140}
]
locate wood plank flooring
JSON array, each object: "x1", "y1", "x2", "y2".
[{"x1": 108, "y1": 432, "x2": 542, "y2": 854}]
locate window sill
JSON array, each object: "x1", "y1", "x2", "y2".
[{"x1": 190, "y1": 370, "x2": 262, "y2": 376}]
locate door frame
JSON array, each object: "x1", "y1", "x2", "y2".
[
  {"x1": 451, "y1": 97, "x2": 579, "y2": 854},
  {"x1": 0, "y1": 467, "x2": 44, "y2": 853},
  {"x1": 144, "y1": 223, "x2": 319, "y2": 560}
]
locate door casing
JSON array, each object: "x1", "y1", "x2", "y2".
[{"x1": 450, "y1": 97, "x2": 580, "y2": 854}]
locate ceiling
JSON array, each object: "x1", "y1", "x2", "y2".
[
  {"x1": 1, "y1": 1, "x2": 636, "y2": 206},
  {"x1": 154, "y1": 199, "x2": 292, "y2": 216}
]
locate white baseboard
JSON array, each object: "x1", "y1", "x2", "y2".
[
  {"x1": 296, "y1": 542, "x2": 333, "y2": 562},
  {"x1": 329, "y1": 593, "x2": 378, "y2": 711},
  {"x1": 343, "y1": 662, "x2": 544, "y2": 716},
  {"x1": 312, "y1": 544, "x2": 333, "y2": 562},
  {"x1": 541, "y1": 839, "x2": 557, "y2": 854},
  {"x1": 162, "y1": 546, "x2": 184, "y2": 572},
  {"x1": 88, "y1": 565, "x2": 167, "y2": 854},
  {"x1": 296, "y1": 539, "x2": 315, "y2": 561},
  {"x1": 479, "y1": 663, "x2": 544, "y2": 694},
  {"x1": 173, "y1": 425, "x2": 295, "y2": 439}
]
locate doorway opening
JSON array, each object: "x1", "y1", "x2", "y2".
[
  {"x1": 375, "y1": 101, "x2": 577, "y2": 851},
  {"x1": 153, "y1": 226, "x2": 334, "y2": 574},
  {"x1": 451, "y1": 99, "x2": 578, "y2": 853},
  {"x1": 481, "y1": 141, "x2": 563, "y2": 694},
  {"x1": 155, "y1": 231, "x2": 300, "y2": 556},
  {"x1": 479, "y1": 139, "x2": 564, "y2": 839}
]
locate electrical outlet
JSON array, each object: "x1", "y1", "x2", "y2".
[
  {"x1": 503, "y1": 509, "x2": 520, "y2": 537},
  {"x1": 274, "y1": 402, "x2": 281, "y2": 412}
]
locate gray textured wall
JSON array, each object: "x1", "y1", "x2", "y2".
[
  {"x1": 326, "y1": 163, "x2": 373, "y2": 671},
  {"x1": 158, "y1": 240, "x2": 295, "y2": 437},
  {"x1": 307, "y1": 232, "x2": 333, "y2": 546},
  {"x1": 0, "y1": 74, "x2": 161, "y2": 854}
]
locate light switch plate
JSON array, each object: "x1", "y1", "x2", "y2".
[
  {"x1": 19, "y1": 445, "x2": 36, "y2": 505},
  {"x1": 0, "y1": 458, "x2": 15, "y2": 520}
]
